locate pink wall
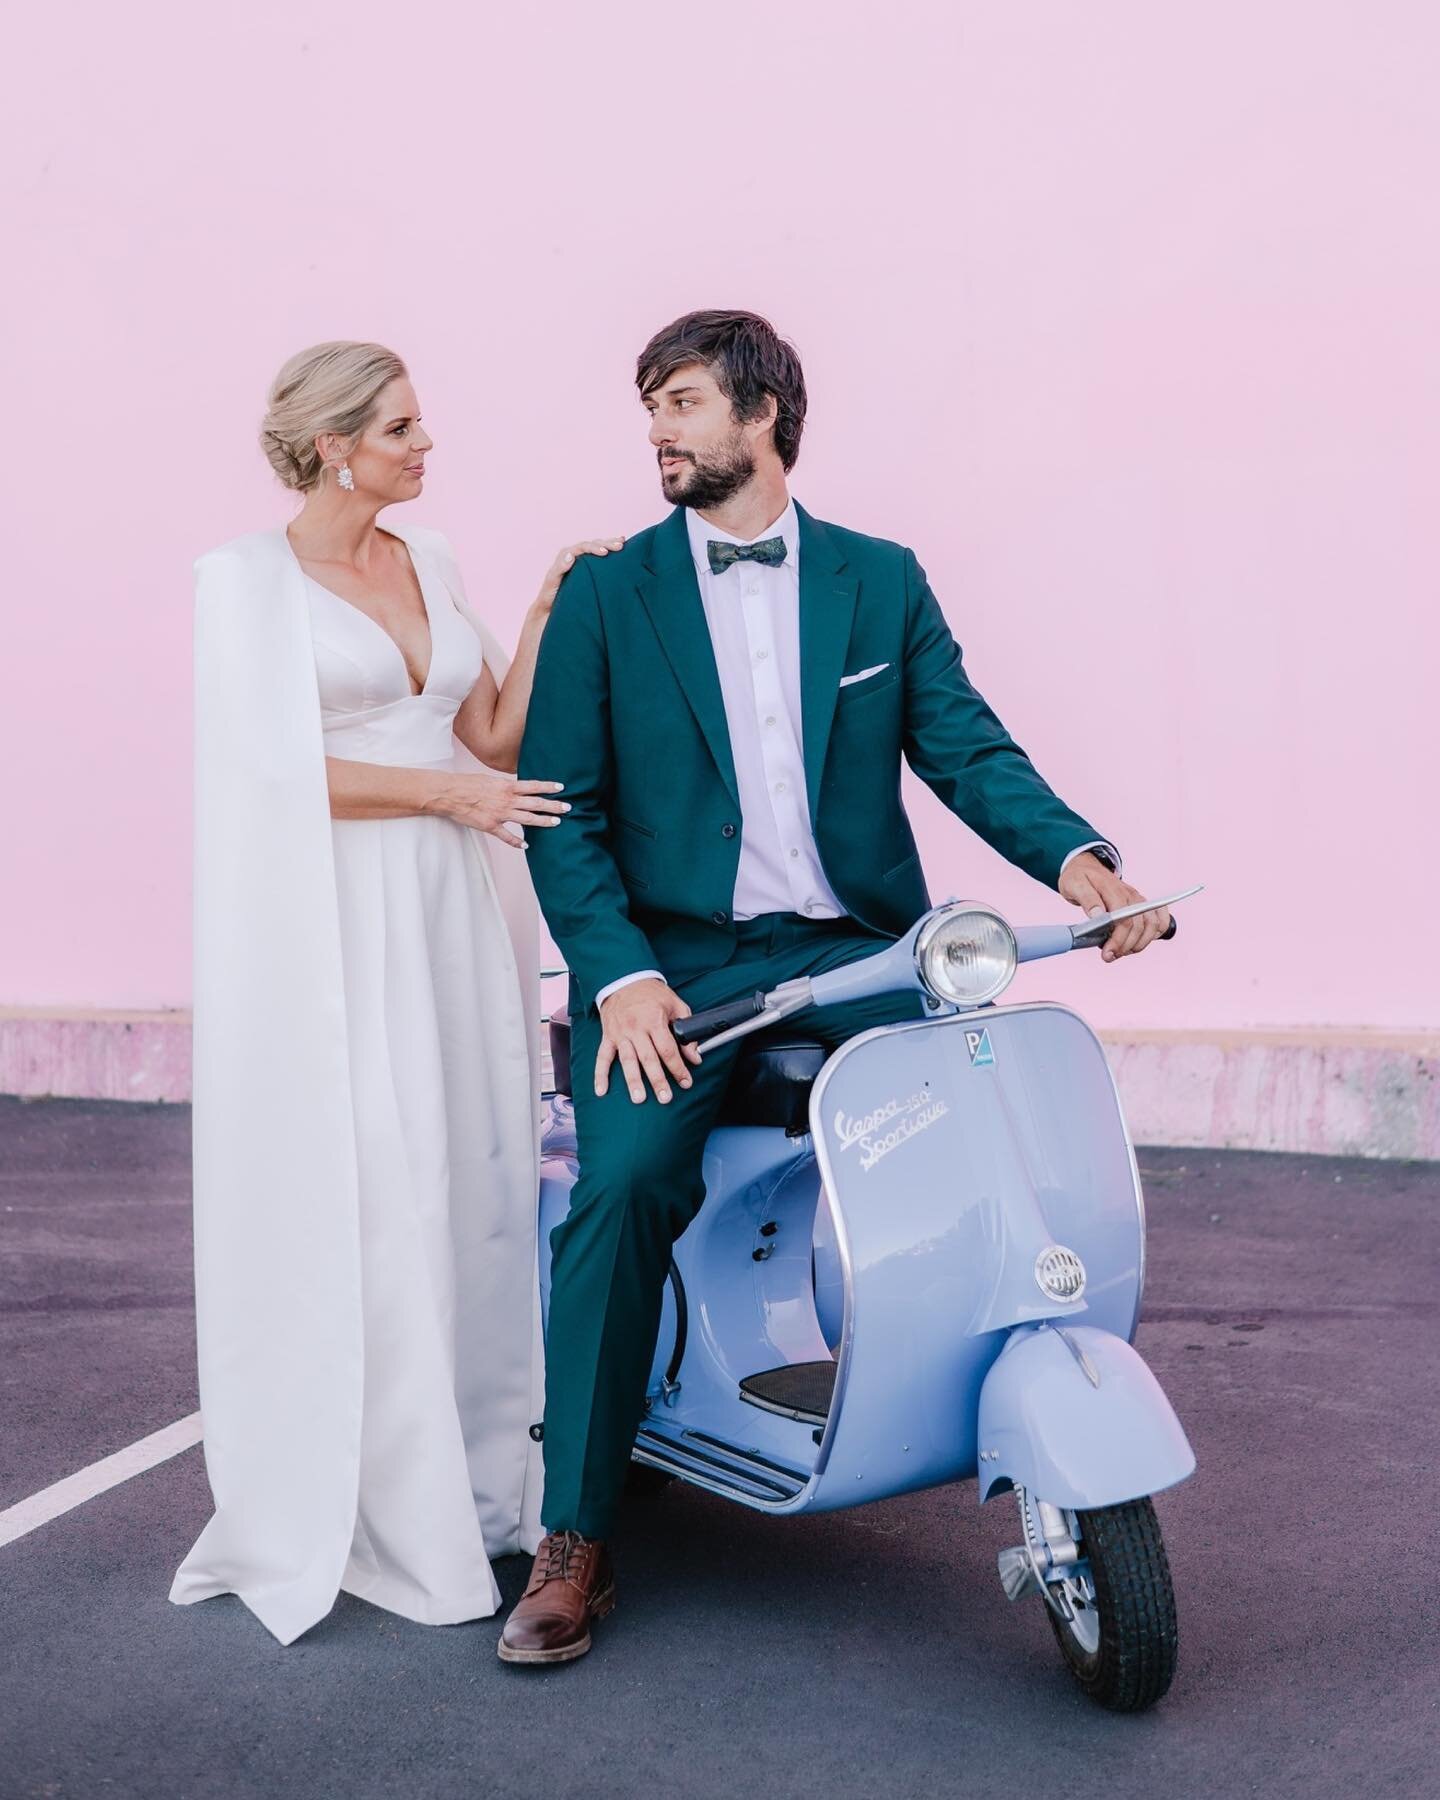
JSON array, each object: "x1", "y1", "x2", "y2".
[{"x1": 3, "y1": 3, "x2": 1435, "y2": 1031}]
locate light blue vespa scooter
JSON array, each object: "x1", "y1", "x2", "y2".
[{"x1": 539, "y1": 887, "x2": 1202, "y2": 1711}]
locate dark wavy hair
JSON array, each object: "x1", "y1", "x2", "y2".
[{"x1": 636, "y1": 308, "x2": 807, "y2": 472}]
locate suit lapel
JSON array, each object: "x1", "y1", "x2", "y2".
[
  {"x1": 797, "y1": 505, "x2": 859, "y2": 823},
  {"x1": 634, "y1": 508, "x2": 740, "y2": 808}
]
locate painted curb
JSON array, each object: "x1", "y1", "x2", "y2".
[{"x1": 1, "y1": 1009, "x2": 1435, "y2": 1161}]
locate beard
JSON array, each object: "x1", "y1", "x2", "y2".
[{"x1": 658, "y1": 433, "x2": 756, "y2": 509}]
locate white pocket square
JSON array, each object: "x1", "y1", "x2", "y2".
[{"x1": 839, "y1": 662, "x2": 890, "y2": 688}]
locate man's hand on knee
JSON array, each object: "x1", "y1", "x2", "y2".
[{"x1": 595, "y1": 979, "x2": 703, "y2": 1104}]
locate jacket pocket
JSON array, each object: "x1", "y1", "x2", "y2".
[
  {"x1": 835, "y1": 664, "x2": 901, "y2": 708},
  {"x1": 882, "y1": 852, "x2": 921, "y2": 884}
]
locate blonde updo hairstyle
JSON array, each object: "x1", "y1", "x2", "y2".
[{"x1": 260, "y1": 341, "x2": 408, "y2": 493}]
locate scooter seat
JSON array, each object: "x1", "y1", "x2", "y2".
[
  {"x1": 721, "y1": 1031, "x2": 827, "y2": 1133},
  {"x1": 547, "y1": 1009, "x2": 825, "y2": 1135}
]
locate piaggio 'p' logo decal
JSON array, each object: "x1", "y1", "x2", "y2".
[{"x1": 965, "y1": 1027, "x2": 996, "y2": 1068}]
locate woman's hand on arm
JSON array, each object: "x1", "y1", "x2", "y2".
[
  {"x1": 324, "y1": 757, "x2": 568, "y2": 848},
  {"x1": 426, "y1": 772, "x2": 569, "y2": 849},
  {"x1": 454, "y1": 537, "x2": 623, "y2": 770}
]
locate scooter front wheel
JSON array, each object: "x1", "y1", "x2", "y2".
[{"x1": 1047, "y1": 1497, "x2": 1178, "y2": 1711}]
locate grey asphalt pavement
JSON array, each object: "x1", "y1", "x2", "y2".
[{"x1": 1, "y1": 1095, "x2": 1436, "y2": 1800}]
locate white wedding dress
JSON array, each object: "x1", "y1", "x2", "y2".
[{"x1": 173, "y1": 534, "x2": 543, "y2": 1639}]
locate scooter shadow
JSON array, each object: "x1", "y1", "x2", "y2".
[{"x1": 489, "y1": 1477, "x2": 1143, "y2": 1720}]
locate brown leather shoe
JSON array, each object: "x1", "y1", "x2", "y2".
[{"x1": 497, "y1": 1531, "x2": 615, "y2": 1665}]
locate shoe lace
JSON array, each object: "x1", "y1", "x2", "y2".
[{"x1": 539, "y1": 1530, "x2": 589, "y2": 1586}]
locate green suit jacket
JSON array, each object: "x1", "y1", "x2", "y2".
[{"x1": 519, "y1": 503, "x2": 1106, "y2": 1014}]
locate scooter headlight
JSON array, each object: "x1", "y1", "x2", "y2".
[{"x1": 914, "y1": 904, "x2": 1018, "y2": 1007}]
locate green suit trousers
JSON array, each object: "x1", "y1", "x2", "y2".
[{"x1": 540, "y1": 914, "x2": 924, "y2": 1537}]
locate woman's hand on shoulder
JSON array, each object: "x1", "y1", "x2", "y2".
[
  {"x1": 426, "y1": 774, "x2": 570, "y2": 849},
  {"x1": 534, "y1": 538, "x2": 625, "y2": 614}
]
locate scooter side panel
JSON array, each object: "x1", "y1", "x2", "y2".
[
  {"x1": 976, "y1": 1323, "x2": 1195, "y2": 1507},
  {"x1": 638, "y1": 1129, "x2": 835, "y2": 1487},
  {"x1": 540, "y1": 1103, "x2": 823, "y2": 1491},
  {"x1": 805, "y1": 1004, "x2": 1145, "y2": 1511}
]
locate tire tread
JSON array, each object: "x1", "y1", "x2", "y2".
[{"x1": 1048, "y1": 1496, "x2": 1178, "y2": 1712}]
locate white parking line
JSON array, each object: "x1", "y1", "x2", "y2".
[{"x1": 0, "y1": 1413, "x2": 203, "y2": 1549}]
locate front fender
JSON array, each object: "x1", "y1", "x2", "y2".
[{"x1": 977, "y1": 1324, "x2": 1195, "y2": 1509}]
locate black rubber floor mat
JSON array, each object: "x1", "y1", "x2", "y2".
[{"x1": 738, "y1": 1360, "x2": 837, "y2": 1424}]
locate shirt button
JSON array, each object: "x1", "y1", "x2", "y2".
[
  {"x1": 774, "y1": 781, "x2": 787, "y2": 794},
  {"x1": 721, "y1": 823, "x2": 736, "y2": 839},
  {"x1": 804, "y1": 903, "x2": 817, "y2": 914},
  {"x1": 789, "y1": 848, "x2": 800, "y2": 859},
  {"x1": 764, "y1": 715, "x2": 777, "y2": 727},
  {"x1": 711, "y1": 910, "x2": 728, "y2": 926},
  {"x1": 755, "y1": 649, "x2": 768, "y2": 661}
]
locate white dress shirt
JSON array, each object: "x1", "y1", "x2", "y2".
[
  {"x1": 595, "y1": 499, "x2": 1117, "y2": 1005},
  {"x1": 689, "y1": 501, "x2": 845, "y2": 920}
]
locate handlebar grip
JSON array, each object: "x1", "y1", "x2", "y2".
[
  {"x1": 1103, "y1": 914, "x2": 1178, "y2": 945},
  {"x1": 672, "y1": 991, "x2": 767, "y2": 1047}
]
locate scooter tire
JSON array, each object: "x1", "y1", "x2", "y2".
[{"x1": 1048, "y1": 1497, "x2": 1178, "y2": 1712}]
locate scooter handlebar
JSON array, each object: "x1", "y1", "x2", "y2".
[
  {"x1": 678, "y1": 894, "x2": 1190, "y2": 1040},
  {"x1": 1064, "y1": 884, "x2": 1199, "y2": 952},
  {"x1": 1017, "y1": 891, "x2": 1188, "y2": 963},
  {"x1": 673, "y1": 991, "x2": 767, "y2": 1048}
]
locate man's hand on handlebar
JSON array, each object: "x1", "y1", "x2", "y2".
[
  {"x1": 1059, "y1": 852, "x2": 1173, "y2": 962},
  {"x1": 595, "y1": 978, "x2": 703, "y2": 1104}
]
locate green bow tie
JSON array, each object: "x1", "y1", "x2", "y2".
[{"x1": 706, "y1": 535, "x2": 787, "y2": 575}]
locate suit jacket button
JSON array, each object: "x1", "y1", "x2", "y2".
[
  {"x1": 711, "y1": 910, "x2": 728, "y2": 925},
  {"x1": 721, "y1": 823, "x2": 736, "y2": 839}
]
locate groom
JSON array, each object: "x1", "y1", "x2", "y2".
[{"x1": 503, "y1": 309, "x2": 1170, "y2": 1663}]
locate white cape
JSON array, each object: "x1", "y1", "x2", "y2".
[{"x1": 171, "y1": 521, "x2": 545, "y2": 1645}]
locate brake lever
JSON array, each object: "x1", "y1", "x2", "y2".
[
  {"x1": 679, "y1": 980, "x2": 815, "y2": 1054},
  {"x1": 1069, "y1": 883, "x2": 1204, "y2": 950}
]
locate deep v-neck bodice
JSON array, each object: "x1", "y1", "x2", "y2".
[
  {"x1": 304, "y1": 542, "x2": 435, "y2": 696},
  {"x1": 306, "y1": 547, "x2": 486, "y2": 771}
]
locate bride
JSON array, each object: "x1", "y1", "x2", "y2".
[{"x1": 171, "y1": 340, "x2": 621, "y2": 1645}]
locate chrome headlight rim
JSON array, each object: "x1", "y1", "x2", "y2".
[{"x1": 913, "y1": 902, "x2": 1019, "y2": 1007}]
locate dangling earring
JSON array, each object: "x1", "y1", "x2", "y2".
[{"x1": 337, "y1": 462, "x2": 355, "y2": 492}]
